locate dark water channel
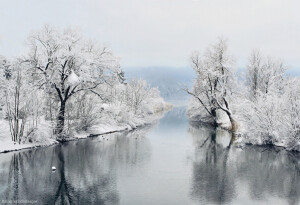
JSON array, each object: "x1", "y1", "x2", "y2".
[{"x1": 0, "y1": 107, "x2": 300, "y2": 205}]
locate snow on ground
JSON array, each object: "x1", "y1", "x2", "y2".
[
  {"x1": 0, "y1": 120, "x2": 57, "y2": 153},
  {"x1": 88, "y1": 110, "x2": 165, "y2": 135},
  {"x1": 0, "y1": 107, "x2": 171, "y2": 154}
]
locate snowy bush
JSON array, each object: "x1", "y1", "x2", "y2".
[
  {"x1": 238, "y1": 78, "x2": 300, "y2": 147},
  {"x1": 24, "y1": 120, "x2": 54, "y2": 144}
]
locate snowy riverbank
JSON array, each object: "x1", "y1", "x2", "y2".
[
  {"x1": 234, "y1": 134, "x2": 300, "y2": 152},
  {"x1": 0, "y1": 105, "x2": 172, "y2": 154},
  {"x1": 0, "y1": 119, "x2": 58, "y2": 153}
]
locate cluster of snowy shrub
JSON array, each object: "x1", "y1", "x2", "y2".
[
  {"x1": 187, "y1": 38, "x2": 300, "y2": 150},
  {"x1": 0, "y1": 26, "x2": 169, "y2": 145}
]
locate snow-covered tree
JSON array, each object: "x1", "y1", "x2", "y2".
[
  {"x1": 0, "y1": 59, "x2": 33, "y2": 143},
  {"x1": 25, "y1": 26, "x2": 122, "y2": 139},
  {"x1": 187, "y1": 38, "x2": 237, "y2": 130},
  {"x1": 246, "y1": 50, "x2": 263, "y2": 100},
  {"x1": 0, "y1": 56, "x2": 12, "y2": 80},
  {"x1": 246, "y1": 50, "x2": 286, "y2": 100},
  {"x1": 126, "y1": 79, "x2": 149, "y2": 114}
]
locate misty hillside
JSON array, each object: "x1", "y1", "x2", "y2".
[{"x1": 123, "y1": 67, "x2": 195, "y2": 106}]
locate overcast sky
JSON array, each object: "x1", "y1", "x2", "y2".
[{"x1": 0, "y1": 0, "x2": 299, "y2": 69}]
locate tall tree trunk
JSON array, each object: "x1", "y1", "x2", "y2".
[
  {"x1": 56, "y1": 100, "x2": 66, "y2": 138},
  {"x1": 211, "y1": 108, "x2": 218, "y2": 127},
  {"x1": 226, "y1": 112, "x2": 238, "y2": 132}
]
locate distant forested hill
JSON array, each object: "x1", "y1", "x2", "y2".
[{"x1": 123, "y1": 67, "x2": 195, "y2": 106}]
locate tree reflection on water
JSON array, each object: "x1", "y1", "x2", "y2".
[
  {"x1": 0, "y1": 128, "x2": 151, "y2": 205},
  {"x1": 189, "y1": 121, "x2": 300, "y2": 205},
  {"x1": 1, "y1": 119, "x2": 300, "y2": 205},
  {"x1": 189, "y1": 122, "x2": 236, "y2": 204}
]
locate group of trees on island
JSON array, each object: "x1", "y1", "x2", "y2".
[
  {"x1": 0, "y1": 26, "x2": 167, "y2": 144},
  {"x1": 187, "y1": 38, "x2": 300, "y2": 148}
]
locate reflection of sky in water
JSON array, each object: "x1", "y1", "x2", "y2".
[{"x1": 0, "y1": 107, "x2": 300, "y2": 205}]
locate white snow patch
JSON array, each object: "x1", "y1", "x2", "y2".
[{"x1": 67, "y1": 70, "x2": 81, "y2": 85}]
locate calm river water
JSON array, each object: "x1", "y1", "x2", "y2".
[{"x1": 0, "y1": 107, "x2": 300, "y2": 205}]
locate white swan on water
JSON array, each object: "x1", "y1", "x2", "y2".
[{"x1": 52, "y1": 166, "x2": 56, "y2": 171}]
